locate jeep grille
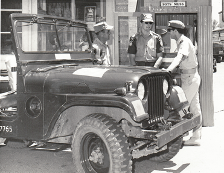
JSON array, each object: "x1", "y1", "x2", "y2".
[{"x1": 146, "y1": 75, "x2": 165, "y2": 124}]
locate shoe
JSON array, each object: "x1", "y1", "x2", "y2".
[
  {"x1": 29, "y1": 141, "x2": 46, "y2": 148},
  {"x1": 0, "y1": 138, "x2": 6, "y2": 146},
  {"x1": 184, "y1": 137, "x2": 201, "y2": 146}
]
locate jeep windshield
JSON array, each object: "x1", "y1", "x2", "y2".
[{"x1": 14, "y1": 15, "x2": 93, "y2": 59}]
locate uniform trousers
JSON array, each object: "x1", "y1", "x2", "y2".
[{"x1": 181, "y1": 71, "x2": 202, "y2": 138}]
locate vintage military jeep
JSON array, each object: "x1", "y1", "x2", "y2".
[{"x1": 0, "y1": 13, "x2": 200, "y2": 173}]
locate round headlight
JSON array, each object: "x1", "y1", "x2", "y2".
[
  {"x1": 163, "y1": 79, "x2": 169, "y2": 94},
  {"x1": 137, "y1": 82, "x2": 145, "y2": 100}
]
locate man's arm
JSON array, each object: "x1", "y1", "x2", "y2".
[
  {"x1": 166, "y1": 52, "x2": 184, "y2": 72},
  {"x1": 129, "y1": 54, "x2": 136, "y2": 66},
  {"x1": 154, "y1": 52, "x2": 163, "y2": 68},
  {"x1": 154, "y1": 34, "x2": 164, "y2": 68}
]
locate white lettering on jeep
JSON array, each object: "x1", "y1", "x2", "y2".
[
  {"x1": 73, "y1": 68, "x2": 109, "y2": 78},
  {"x1": 0, "y1": 126, "x2": 13, "y2": 133}
]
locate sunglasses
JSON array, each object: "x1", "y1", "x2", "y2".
[
  {"x1": 167, "y1": 28, "x2": 174, "y2": 32},
  {"x1": 101, "y1": 30, "x2": 111, "y2": 34},
  {"x1": 142, "y1": 22, "x2": 153, "y2": 25}
]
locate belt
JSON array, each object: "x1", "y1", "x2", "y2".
[{"x1": 180, "y1": 68, "x2": 197, "y2": 74}]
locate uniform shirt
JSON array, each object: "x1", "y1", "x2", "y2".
[
  {"x1": 127, "y1": 31, "x2": 164, "y2": 62},
  {"x1": 176, "y1": 35, "x2": 198, "y2": 69},
  {"x1": 92, "y1": 38, "x2": 111, "y2": 65}
]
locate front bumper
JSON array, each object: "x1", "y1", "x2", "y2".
[
  {"x1": 156, "y1": 115, "x2": 200, "y2": 148},
  {"x1": 123, "y1": 114, "x2": 200, "y2": 148}
]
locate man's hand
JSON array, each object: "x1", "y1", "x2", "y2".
[{"x1": 161, "y1": 68, "x2": 172, "y2": 74}]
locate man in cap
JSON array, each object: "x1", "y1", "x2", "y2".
[
  {"x1": 127, "y1": 13, "x2": 164, "y2": 67},
  {"x1": 92, "y1": 22, "x2": 113, "y2": 65},
  {"x1": 164, "y1": 20, "x2": 202, "y2": 146}
]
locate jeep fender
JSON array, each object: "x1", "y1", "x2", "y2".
[
  {"x1": 47, "y1": 94, "x2": 147, "y2": 143},
  {"x1": 166, "y1": 86, "x2": 189, "y2": 111}
]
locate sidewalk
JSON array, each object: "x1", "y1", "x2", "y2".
[{"x1": 171, "y1": 110, "x2": 224, "y2": 173}]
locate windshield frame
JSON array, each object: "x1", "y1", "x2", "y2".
[{"x1": 12, "y1": 14, "x2": 92, "y2": 54}]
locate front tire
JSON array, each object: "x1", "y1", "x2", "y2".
[
  {"x1": 72, "y1": 113, "x2": 132, "y2": 173},
  {"x1": 148, "y1": 136, "x2": 183, "y2": 162}
]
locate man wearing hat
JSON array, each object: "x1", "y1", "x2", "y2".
[
  {"x1": 92, "y1": 22, "x2": 113, "y2": 65},
  {"x1": 164, "y1": 20, "x2": 202, "y2": 146},
  {"x1": 127, "y1": 13, "x2": 164, "y2": 67}
]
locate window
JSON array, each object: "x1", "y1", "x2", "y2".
[
  {"x1": 1, "y1": 0, "x2": 22, "y2": 54},
  {"x1": 16, "y1": 20, "x2": 90, "y2": 54}
]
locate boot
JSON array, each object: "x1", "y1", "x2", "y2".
[
  {"x1": 184, "y1": 126, "x2": 201, "y2": 146},
  {"x1": 184, "y1": 137, "x2": 200, "y2": 146}
]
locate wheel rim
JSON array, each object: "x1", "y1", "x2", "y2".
[{"x1": 80, "y1": 132, "x2": 110, "y2": 173}]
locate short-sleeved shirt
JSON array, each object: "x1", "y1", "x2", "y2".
[
  {"x1": 176, "y1": 35, "x2": 198, "y2": 69},
  {"x1": 127, "y1": 31, "x2": 164, "y2": 62},
  {"x1": 92, "y1": 38, "x2": 111, "y2": 65}
]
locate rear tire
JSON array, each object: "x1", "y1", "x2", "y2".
[
  {"x1": 149, "y1": 136, "x2": 183, "y2": 162},
  {"x1": 72, "y1": 113, "x2": 132, "y2": 173}
]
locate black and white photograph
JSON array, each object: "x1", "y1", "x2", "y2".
[{"x1": 0, "y1": 0, "x2": 223, "y2": 172}]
